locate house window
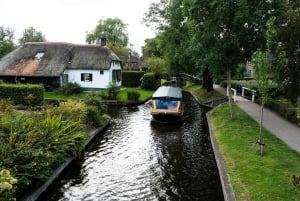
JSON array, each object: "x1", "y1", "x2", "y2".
[
  {"x1": 81, "y1": 73, "x2": 93, "y2": 82},
  {"x1": 34, "y1": 52, "x2": 45, "y2": 60},
  {"x1": 112, "y1": 70, "x2": 121, "y2": 82},
  {"x1": 100, "y1": 70, "x2": 104, "y2": 75}
]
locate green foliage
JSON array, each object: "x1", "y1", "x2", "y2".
[
  {"x1": 86, "y1": 18, "x2": 128, "y2": 47},
  {"x1": 84, "y1": 98, "x2": 107, "y2": 127},
  {"x1": 58, "y1": 82, "x2": 82, "y2": 95},
  {"x1": 122, "y1": 71, "x2": 144, "y2": 87},
  {"x1": 142, "y1": 37, "x2": 163, "y2": 58},
  {"x1": 277, "y1": 1, "x2": 300, "y2": 102},
  {"x1": 264, "y1": 98, "x2": 299, "y2": 125},
  {"x1": 107, "y1": 81, "x2": 120, "y2": 100},
  {"x1": 0, "y1": 99, "x2": 100, "y2": 198},
  {"x1": 0, "y1": 83, "x2": 44, "y2": 106},
  {"x1": 0, "y1": 99, "x2": 13, "y2": 113},
  {"x1": 144, "y1": 57, "x2": 167, "y2": 75},
  {"x1": 47, "y1": 100, "x2": 87, "y2": 123},
  {"x1": 0, "y1": 98, "x2": 108, "y2": 199},
  {"x1": 141, "y1": 73, "x2": 160, "y2": 90},
  {"x1": 0, "y1": 40, "x2": 17, "y2": 59},
  {"x1": 184, "y1": 84, "x2": 225, "y2": 104},
  {"x1": 126, "y1": 90, "x2": 140, "y2": 101},
  {"x1": 18, "y1": 27, "x2": 46, "y2": 45},
  {"x1": 0, "y1": 26, "x2": 17, "y2": 59}
]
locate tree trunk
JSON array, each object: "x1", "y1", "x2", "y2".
[
  {"x1": 227, "y1": 69, "x2": 235, "y2": 119},
  {"x1": 202, "y1": 67, "x2": 214, "y2": 92},
  {"x1": 258, "y1": 103, "x2": 265, "y2": 156}
]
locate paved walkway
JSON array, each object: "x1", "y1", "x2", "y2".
[{"x1": 214, "y1": 85, "x2": 300, "y2": 153}]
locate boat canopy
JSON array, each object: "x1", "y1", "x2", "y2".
[{"x1": 152, "y1": 86, "x2": 182, "y2": 100}]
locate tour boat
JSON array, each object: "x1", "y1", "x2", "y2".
[{"x1": 150, "y1": 85, "x2": 183, "y2": 122}]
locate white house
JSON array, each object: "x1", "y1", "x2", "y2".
[{"x1": 0, "y1": 41, "x2": 122, "y2": 90}]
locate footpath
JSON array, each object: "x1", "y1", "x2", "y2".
[{"x1": 213, "y1": 84, "x2": 300, "y2": 153}]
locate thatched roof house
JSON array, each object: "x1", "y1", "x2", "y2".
[{"x1": 0, "y1": 41, "x2": 122, "y2": 90}]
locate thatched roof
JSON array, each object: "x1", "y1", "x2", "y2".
[{"x1": 0, "y1": 42, "x2": 120, "y2": 77}]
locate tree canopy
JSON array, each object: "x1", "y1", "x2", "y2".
[
  {"x1": 86, "y1": 18, "x2": 129, "y2": 47},
  {"x1": 0, "y1": 26, "x2": 17, "y2": 58},
  {"x1": 143, "y1": 0, "x2": 300, "y2": 103},
  {"x1": 19, "y1": 27, "x2": 46, "y2": 45}
]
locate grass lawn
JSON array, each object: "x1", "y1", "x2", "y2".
[
  {"x1": 184, "y1": 84, "x2": 225, "y2": 103},
  {"x1": 117, "y1": 87, "x2": 154, "y2": 102},
  {"x1": 209, "y1": 104, "x2": 300, "y2": 201},
  {"x1": 45, "y1": 88, "x2": 154, "y2": 102}
]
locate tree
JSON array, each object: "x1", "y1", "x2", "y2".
[
  {"x1": 86, "y1": 18, "x2": 128, "y2": 47},
  {"x1": 144, "y1": 57, "x2": 167, "y2": 75},
  {"x1": 0, "y1": 26, "x2": 17, "y2": 58},
  {"x1": 142, "y1": 37, "x2": 163, "y2": 58},
  {"x1": 184, "y1": 0, "x2": 286, "y2": 118},
  {"x1": 19, "y1": 27, "x2": 46, "y2": 45},
  {"x1": 277, "y1": 0, "x2": 300, "y2": 103},
  {"x1": 251, "y1": 17, "x2": 285, "y2": 156}
]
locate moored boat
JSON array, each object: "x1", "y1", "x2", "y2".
[{"x1": 150, "y1": 85, "x2": 183, "y2": 122}]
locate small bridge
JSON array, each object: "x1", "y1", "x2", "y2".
[{"x1": 159, "y1": 73, "x2": 202, "y2": 85}]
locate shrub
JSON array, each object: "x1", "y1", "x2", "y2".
[
  {"x1": 122, "y1": 71, "x2": 144, "y2": 87},
  {"x1": 0, "y1": 83, "x2": 44, "y2": 106},
  {"x1": 141, "y1": 73, "x2": 160, "y2": 90},
  {"x1": 107, "y1": 81, "x2": 120, "y2": 100},
  {"x1": 127, "y1": 90, "x2": 140, "y2": 101},
  {"x1": 59, "y1": 82, "x2": 82, "y2": 95},
  {"x1": 85, "y1": 106, "x2": 101, "y2": 127},
  {"x1": 264, "y1": 98, "x2": 298, "y2": 124},
  {"x1": 48, "y1": 99, "x2": 87, "y2": 123},
  {"x1": 84, "y1": 98, "x2": 107, "y2": 127}
]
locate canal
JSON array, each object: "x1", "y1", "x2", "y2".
[{"x1": 41, "y1": 93, "x2": 224, "y2": 201}]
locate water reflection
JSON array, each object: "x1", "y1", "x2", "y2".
[{"x1": 41, "y1": 94, "x2": 223, "y2": 201}]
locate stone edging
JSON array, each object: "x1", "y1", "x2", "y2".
[
  {"x1": 20, "y1": 120, "x2": 112, "y2": 201},
  {"x1": 206, "y1": 114, "x2": 236, "y2": 201}
]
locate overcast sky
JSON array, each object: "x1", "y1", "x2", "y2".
[{"x1": 0, "y1": 0, "x2": 157, "y2": 54}]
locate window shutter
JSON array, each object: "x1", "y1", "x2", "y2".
[
  {"x1": 90, "y1": 74, "x2": 93, "y2": 81},
  {"x1": 81, "y1": 74, "x2": 84, "y2": 81}
]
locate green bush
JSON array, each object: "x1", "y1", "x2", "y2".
[
  {"x1": 141, "y1": 73, "x2": 160, "y2": 90},
  {"x1": 0, "y1": 83, "x2": 44, "y2": 106},
  {"x1": 264, "y1": 98, "x2": 298, "y2": 124},
  {"x1": 0, "y1": 107, "x2": 87, "y2": 198},
  {"x1": 84, "y1": 98, "x2": 107, "y2": 127},
  {"x1": 59, "y1": 82, "x2": 82, "y2": 95},
  {"x1": 122, "y1": 71, "x2": 144, "y2": 87},
  {"x1": 107, "y1": 81, "x2": 120, "y2": 100},
  {"x1": 127, "y1": 90, "x2": 140, "y2": 101}
]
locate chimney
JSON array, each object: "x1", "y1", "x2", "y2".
[{"x1": 101, "y1": 37, "x2": 106, "y2": 47}]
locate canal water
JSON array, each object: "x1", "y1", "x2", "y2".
[{"x1": 41, "y1": 93, "x2": 224, "y2": 201}]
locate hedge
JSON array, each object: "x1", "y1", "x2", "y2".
[
  {"x1": 0, "y1": 83, "x2": 44, "y2": 106},
  {"x1": 141, "y1": 73, "x2": 160, "y2": 90},
  {"x1": 122, "y1": 71, "x2": 145, "y2": 87},
  {"x1": 264, "y1": 98, "x2": 299, "y2": 125}
]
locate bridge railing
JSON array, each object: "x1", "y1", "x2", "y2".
[{"x1": 159, "y1": 73, "x2": 202, "y2": 84}]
